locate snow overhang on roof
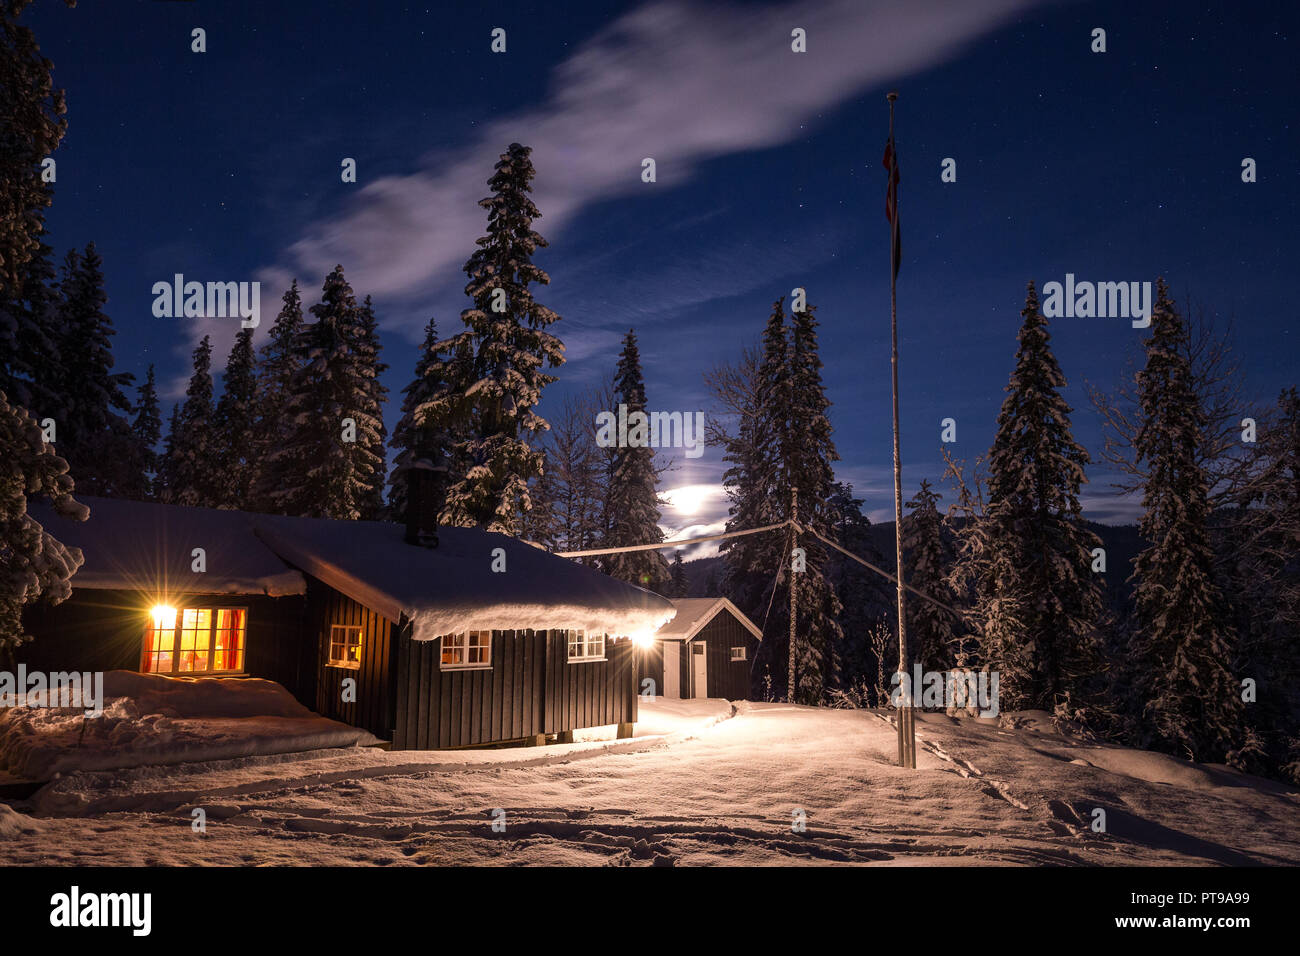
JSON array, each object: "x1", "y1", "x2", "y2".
[
  {"x1": 653, "y1": 597, "x2": 763, "y2": 643},
  {"x1": 251, "y1": 514, "x2": 677, "y2": 642},
  {"x1": 27, "y1": 496, "x2": 307, "y2": 597}
]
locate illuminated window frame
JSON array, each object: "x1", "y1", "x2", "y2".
[
  {"x1": 730, "y1": 646, "x2": 747, "y2": 662},
  {"x1": 566, "y1": 629, "x2": 606, "y2": 663},
  {"x1": 327, "y1": 625, "x2": 363, "y2": 669},
  {"x1": 441, "y1": 630, "x2": 492, "y2": 670},
  {"x1": 141, "y1": 606, "x2": 248, "y2": 675}
]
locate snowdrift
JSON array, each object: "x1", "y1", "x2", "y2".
[{"x1": 0, "y1": 671, "x2": 378, "y2": 780}]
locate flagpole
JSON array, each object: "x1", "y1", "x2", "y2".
[{"x1": 886, "y1": 90, "x2": 916, "y2": 769}]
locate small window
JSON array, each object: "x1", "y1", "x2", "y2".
[
  {"x1": 442, "y1": 630, "x2": 492, "y2": 669},
  {"x1": 328, "y1": 625, "x2": 363, "y2": 669},
  {"x1": 730, "y1": 646, "x2": 747, "y2": 662},
  {"x1": 566, "y1": 630, "x2": 606, "y2": 663}
]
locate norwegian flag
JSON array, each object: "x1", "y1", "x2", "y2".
[{"x1": 883, "y1": 136, "x2": 901, "y2": 280}]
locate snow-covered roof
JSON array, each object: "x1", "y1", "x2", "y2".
[
  {"x1": 28, "y1": 497, "x2": 677, "y2": 642},
  {"x1": 653, "y1": 597, "x2": 762, "y2": 642},
  {"x1": 252, "y1": 514, "x2": 676, "y2": 642},
  {"x1": 27, "y1": 496, "x2": 307, "y2": 597}
]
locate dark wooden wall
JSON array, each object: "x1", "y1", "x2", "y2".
[
  {"x1": 306, "y1": 578, "x2": 396, "y2": 740},
  {"x1": 699, "y1": 612, "x2": 759, "y2": 701},
  {"x1": 17, "y1": 589, "x2": 309, "y2": 698},
  {"x1": 393, "y1": 629, "x2": 637, "y2": 750},
  {"x1": 544, "y1": 634, "x2": 637, "y2": 733}
]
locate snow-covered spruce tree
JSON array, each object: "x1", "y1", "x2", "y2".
[
  {"x1": 982, "y1": 282, "x2": 1102, "y2": 711},
  {"x1": 602, "y1": 330, "x2": 669, "y2": 592},
  {"x1": 212, "y1": 328, "x2": 257, "y2": 509},
  {"x1": 431, "y1": 143, "x2": 564, "y2": 535},
  {"x1": 249, "y1": 281, "x2": 304, "y2": 513},
  {"x1": 902, "y1": 480, "x2": 958, "y2": 675},
  {"x1": 1130, "y1": 279, "x2": 1240, "y2": 762},
  {"x1": 353, "y1": 295, "x2": 389, "y2": 519},
  {"x1": 120, "y1": 364, "x2": 161, "y2": 501},
  {"x1": 825, "y1": 481, "x2": 893, "y2": 699},
  {"x1": 159, "y1": 335, "x2": 217, "y2": 507},
  {"x1": 717, "y1": 304, "x2": 787, "y2": 626},
  {"x1": 941, "y1": 451, "x2": 991, "y2": 668},
  {"x1": 50, "y1": 244, "x2": 135, "y2": 495},
  {"x1": 715, "y1": 294, "x2": 842, "y2": 702},
  {"x1": 521, "y1": 446, "x2": 560, "y2": 550},
  {"x1": 260, "y1": 266, "x2": 385, "y2": 519},
  {"x1": 0, "y1": 226, "x2": 63, "y2": 418},
  {"x1": 1218, "y1": 387, "x2": 1300, "y2": 780},
  {"x1": 0, "y1": 389, "x2": 85, "y2": 663},
  {"x1": 0, "y1": 0, "x2": 67, "y2": 337},
  {"x1": 388, "y1": 317, "x2": 456, "y2": 523},
  {"x1": 669, "y1": 550, "x2": 688, "y2": 597},
  {"x1": 781, "y1": 298, "x2": 843, "y2": 703}
]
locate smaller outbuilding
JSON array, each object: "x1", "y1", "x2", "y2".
[{"x1": 638, "y1": 597, "x2": 761, "y2": 701}]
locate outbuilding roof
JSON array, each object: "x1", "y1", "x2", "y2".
[{"x1": 653, "y1": 597, "x2": 762, "y2": 642}]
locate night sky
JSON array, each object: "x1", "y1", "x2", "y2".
[{"x1": 25, "y1": 0, "x2": 1297, "y2": 541}]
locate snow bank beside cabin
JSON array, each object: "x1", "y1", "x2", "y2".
[{"x1": 0, "y1": 671, "x2": 377, "y2": 780}]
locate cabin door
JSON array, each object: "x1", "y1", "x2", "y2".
[
  {"x1": 662, "y1": 644, "x2": 680, "y2": 698},
  {"x1": 691, "y1": 642, "x2": 708, "y2": 699}
]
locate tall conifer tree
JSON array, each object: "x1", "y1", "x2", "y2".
[
  {"x1": 389, "y1": 317, "x2": 455, "y2": 523},
  {"x1": 123, "y1": 365, "x2": 161, "y2": 501},
  {"x1": 250, "y1": 281, "x2": 304, "y2": 513},
  {"x1": 781, "y1": 297, "x2": 843, "y2": 703},
  {"x1": 902, "y1": 480, "x2": 958, "y2": 675},
  {"x1": 353, "y1": 295, "x2": 389, "y2": 519},
  {"x1": 52, "y1": 243, "x2": 134, "y2": 495},
  {"x1": 982, "y1": 282, "x2": 1102, "y2": 710},
  {"x1": 602, "y1": 329, "x2": 668, "y2": 592},
  {"x1": 261, "y1": 267, "x2": 384, "y2": 519},
  {"x1": 213, "y1": 328, "x2": 258, "y2": 508},
  {"x1": 159, "y1": 336, "x2": 216, "y2": 507},
  {"x1": 429, "y1": 143, "x2": 564, "y2": 534},
  {"x1": 1130, "y1": 279, "x2": 1239, "y2": 761}
]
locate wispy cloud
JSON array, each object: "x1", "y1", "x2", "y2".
[
  {"x1": 169, "y1": 1, "x2": 1048, "y2": 401},
  {"x1": 258, "y1": 0, "x2": 1042, "y2": 318}
]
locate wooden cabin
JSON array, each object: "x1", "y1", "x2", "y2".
[
  {"x1": 638, "y1": 597, "x2": 761, "y2": 701},
  {"x1": 20, "y1": 495, "x2": 674, "y2": 749}
]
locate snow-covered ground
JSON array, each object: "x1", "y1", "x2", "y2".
[
  {"x1": 0, "y1": 671, "x2": 378, "y2": 780},
  {"x1": 2, "y1": 699, "x2": 1296, "y2": 866}
]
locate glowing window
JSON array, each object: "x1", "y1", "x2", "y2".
[
  {"x1": 328, "y1": 625, "x2": 363, "y2": 669},
  {"x1": 142, "y1": 607, "x2": 246, "y2": 675}
]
